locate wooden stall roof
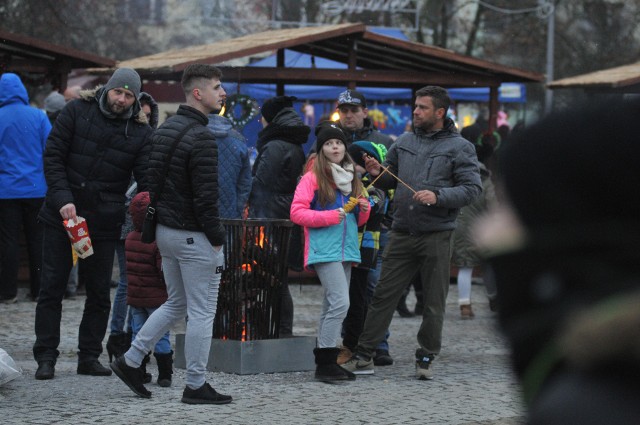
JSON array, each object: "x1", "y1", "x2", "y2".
[
  {"x1": 117, "y1": 23, "x2": 543, "y2": 88},
  {"x1": 548, "y1": 61, "x2": 640, "y2": 93},
  {"x1": 0, "y1": 30, "x2": 115, "y2": 89}
]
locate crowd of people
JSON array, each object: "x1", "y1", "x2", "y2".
[
  {"x1": 0, "y1": 67, "x2": 489, "y2": 395},
  {"x1": 7, "y1": 61, "x2": 630, "y2": 422}
]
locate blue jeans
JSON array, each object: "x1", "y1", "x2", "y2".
[
  {"x1": 366, "y1": 229, "x2": 390, "y2": 351},
  {"x1": 125, "y1": 224, "x2": 223, "y2": 389},
  {"x1": 109, "y1": 240, "x2": 130, "y2": 334},
  {"x1": 131, "y1": 306, "x2": 171, "y2": 354}
]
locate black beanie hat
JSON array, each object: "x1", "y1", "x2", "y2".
[
  {"x1": 315, "y1": 121, "x2": 346, "y2": 153},
  {"x1": 261, "y1": 95, "x2": 296, "y2": 123}
]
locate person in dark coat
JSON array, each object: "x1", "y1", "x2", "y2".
[
  {"x1": 207, "y1": 113, "x2": 251, "y2": 219},
  {"x1": 248, "y1": 95, "x2": 310, "y2": 337},
  {"x1": 125, "y1": 191, "x2": 173, "y2": 388},
  {"x1": 248, "y1": 95, "x2": 309, "y2": 219},
  {"x1": 476, "y1": 99, "x2": 640, "y2": 424},
  {"x1": 106, "y1": 91, "x2": 160, "y2": 364},
  {"x1": 33, "y1": 68, "x2": 152, "y2": 380}
]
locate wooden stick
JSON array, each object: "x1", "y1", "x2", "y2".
[
  {"x1": 364, "y1": 166, "x2": 389, "y2": 190},
  {"x1": 378, "y1": 163, "x2": 418, "y2": 194}
]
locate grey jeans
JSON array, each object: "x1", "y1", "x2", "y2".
[
  {"x1": 314, "y1": 261, "x2": 352, "y2": 348},
  {"x1": 125, "y1": 224, "x2": 223, "y2": 389}
]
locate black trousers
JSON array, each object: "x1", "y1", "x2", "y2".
[
  {"x1": 341, "y1": 267, "x2": 369, "y2": 351},
  {"x1": 33, "y1": 223, "x2": 115, "y2": 363},
  {"x1": 0, "y1": 198, "x2": 43, "y2": 299}
]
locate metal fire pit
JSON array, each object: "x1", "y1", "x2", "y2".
[
  {"x1": 215, "y1": 218, "x2": 293, "y2": 340},
  {"x1": 174, "y1": 218, "x2": 316, "y2": 374}
]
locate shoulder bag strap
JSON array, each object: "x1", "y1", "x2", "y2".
[{"x1": 149, "y1": 122, "x2": 199, "y2": 208}]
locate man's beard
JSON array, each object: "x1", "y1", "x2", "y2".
[{"x1": 109, "y1": 101, "x2": 129, "y2": 115}]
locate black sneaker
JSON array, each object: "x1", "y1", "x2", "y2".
[
  {"x1": 181, "y1": 382, "x2": 232, "y2": 405},
  {"x1": 35, "y1": 361, "x2": 55, "y2": 380},
  {"x1": 110, "y1": 356, "x2": 152, "y2": 398},
  {"x1": 77, "y1": 359, "x2": 112, "y2": 376},
  {"x1": 373, "y1": 349, "x2": 394, "y2": 366}
]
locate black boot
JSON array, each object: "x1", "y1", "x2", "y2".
[
  {"x1": 396, "y1": 290, "x2": 415, "y2": 318},
  {"x1": 141, "y1": 354, "x2": 152, "y2": 384},
  {"x1": 106, "y1": 333, "x2": 130, "y2": 362},
  {"x1": 154, "y1": 351, "x2": 173, "y2": 388},
  {"x1": 313, "y1": 348, "x2": 355, "y2": 383}
]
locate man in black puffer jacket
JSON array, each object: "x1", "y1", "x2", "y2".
[
  {"x1": 111, "y1": 64, "x2": 232, "y2": 405},
  {"x1": 34, "y1": 68, "x2": 152, "y2": 381}
]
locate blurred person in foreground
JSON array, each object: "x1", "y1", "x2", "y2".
[{"x1": 475, "y1": 99, "x2": 640, "y2": 424}]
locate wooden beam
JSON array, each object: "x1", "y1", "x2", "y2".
[{"x1": 217, "y1": 67, "x2": 504, "y2": 87}]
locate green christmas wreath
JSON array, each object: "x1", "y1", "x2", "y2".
[{"x1": 224, "y1": 94, "x2": 260, "y2": 129}]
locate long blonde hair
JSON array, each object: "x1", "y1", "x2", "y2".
[{"x1": 311, "y1": 148, "x2": 363, "y2": 207}]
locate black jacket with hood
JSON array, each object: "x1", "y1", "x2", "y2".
[
  {"x1": 248, "y1": 107, "x2": 309, "y2": 219},
  {"x1": 39, "y1": 86, "x2": 152, "y2": 239}
]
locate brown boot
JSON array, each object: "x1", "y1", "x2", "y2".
[
  {"x1": 337, "y1": 346, "x2": 353, "y2": 365},
  {"x1": 460, "y1": 304, "x2": 475, "y2": 319}
]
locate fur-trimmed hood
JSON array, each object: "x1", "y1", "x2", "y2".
[{"x1": 80, "y1": 86, "x2": 148, "y2": 125}]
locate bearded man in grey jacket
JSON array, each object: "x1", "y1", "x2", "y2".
[{"x1": 340, "y1": 85, "x2": 482, "y2": 380}]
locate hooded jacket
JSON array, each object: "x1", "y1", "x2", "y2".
[
  {"x1": 207, "y1": 114, "x2": 252, "y2": 219},
  {"x1": 374, "y1": 117, "x2": 482, "y2": 234},
  {"x1": 248, "y1": 107, "x2": 309, "y2": 219},
  {"x1": 38, "y1": 86, "x2": 152, "y2": 239},
  {"x1": 0, "y1": 73, "x2": 52, "y2": 199},
  {"x1": 125, "y1": 191, "x2": 167, "y2": 308}
]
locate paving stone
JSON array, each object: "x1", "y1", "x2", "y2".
[{"x1": 0, "y1": 283, "x2": 525, "y2": 424}]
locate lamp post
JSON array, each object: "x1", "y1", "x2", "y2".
[{"x1": 538, "y1": 1, "x2": 556, "y2": 115}]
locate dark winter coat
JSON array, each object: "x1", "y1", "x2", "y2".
[
  {"x1": 248, "y1": 107, "x2": 309, "y2": 219},
  {"x1": 125, "y1": 191, "x2": 166, "y2": 308},
  {"x1": 38, "y1": 87, "x2": 152, "y2": 239},
  {"x1": 340, "y1": 117, "x2": 394, "y2": 149},
  {"x1": 452, "y1": 162, "x2": 496, "y2": 267},
  {"x1": 374, "y1": 117, "x2": 482, "y2": 234},
  {"x1": 207, "y1": 114, "x2": 252, "y2": 219},
  {"x1": 147, "y1": 104, "x2": 225, "y2": 246}
]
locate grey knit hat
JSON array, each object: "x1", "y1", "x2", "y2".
[
  {"x1": 103, "y1": 68, "x2": 142, "y2": 98},
  {"x1": 44, "y1": 92, "x2": 66, "y2": 113}
]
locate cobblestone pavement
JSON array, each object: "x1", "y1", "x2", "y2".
[{"x1": 0, "y1": 281, "x2": 525, "y2": 425}]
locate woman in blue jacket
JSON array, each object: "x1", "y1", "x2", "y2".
[{"x1": 0, "y1": 73, "x2": 51, "y2": 303}]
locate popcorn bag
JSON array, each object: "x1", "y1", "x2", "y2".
[{"x1": 64, "y1": 216, "x2": 94, "y2": 259}]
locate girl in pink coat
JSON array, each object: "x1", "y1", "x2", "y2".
[{"x1": 290, "y1": 122, "x2": 370, "y2": 382}]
